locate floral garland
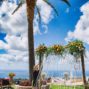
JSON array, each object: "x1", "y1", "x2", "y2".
[
  {"x1": 35, "y1": 40, "x2": 85, "y2": 58},
  {"x1": 66, "y1": 40, "x2": 85, "y2": 58},
  {"x1": 46, "y1": 45, "x2": 64, "y2": 56},
  {"x1": 52, "y1": 45, "x2": 64, "y2": 55},
  {"x1": 36, "y1": 44, "x2": 47, "y2": 56}
]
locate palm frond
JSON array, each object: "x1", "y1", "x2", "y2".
[
  {"x1": 43, "y1": 0, "x2": 58, "y2": 16},
  {"x1": 0, "y1": 0, "x2": 7, "y2": 6},
  {"x1": 0, "y1": 0, "x2": 6, "y2": 2},
  {"x1": 12, "y1": 2, "x2": 22, "y2": 15},
  {"x1": 61, "y1": 0, "x2": 71, "y2": 7},
  {"x1": 36, "y1": 5, "x2": 41, "y2": 25}
]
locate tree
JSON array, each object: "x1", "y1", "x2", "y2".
[
  {"x1": 13, "y1": 0, "x2": 70, "y2": 81},
  {"x1": 1, "y1": 0, "x2": 70, "y2": 81},
  {"x1": 25, "y1": 0, "x2": 36, "y2": 82}
]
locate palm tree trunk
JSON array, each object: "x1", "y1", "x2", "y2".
[
  {"x1": 26, "y1": 0, "x2": 36, "y2": 81},
  {"x1": 81, "y1": 51, "x2": 87, "y2": 89}
]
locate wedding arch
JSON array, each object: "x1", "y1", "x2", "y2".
[{"x1": 35, "y1": 40, "x2": 87, "y2": 89}]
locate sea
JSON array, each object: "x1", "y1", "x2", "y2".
[{"x1": 0, "y1": 70, "x2": 89, "y2": 80}]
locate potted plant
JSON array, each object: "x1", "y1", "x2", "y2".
[{"x1": 8, "y1": 72, "x2": 16, "y2": 84}]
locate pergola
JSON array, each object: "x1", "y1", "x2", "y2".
[{"x1": 35, "y1": 40, "x2": 87, "y2": 89}]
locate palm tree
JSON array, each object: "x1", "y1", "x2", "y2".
[
  {"x1": 25, "y1": 0, "x2": 36, "y2": 81},
  {"x1": 67, "y1": 40, "x2": 87, "y2": 89},
  {"x1": 1, "y1": 0, "x2": 70, "y2": 81},
  {"x1": 81, "y1": 51, "x2": 87, "y2": 89}
]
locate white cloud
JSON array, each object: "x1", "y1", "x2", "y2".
[
  {"x1": 65, "y1": 2, "x2": 89, "y2": 71},
  {"x1": 0, "y1": 0, "x2": 53, "y2": 35},
  {"x1": 0, "y1": 0, "x2": 54, "y2": 70},
  {"x1": 0, "y1": 40, "x2": 10, "y2": 49},
  {"x1": 0, "y1": 50, "x2": 28, "y2": 62},
  {"x1": 1, "y1": 1, "x2": 89, "y2": 71},
  {"x1": 0, "y1": 34, "x2": 28, "y2": 63},
  {"x1": 65, "y1": 1, "x2": 89, "y2": 44},
  {"x1": 5, "y1": 34, "x2": 28, "y2": 51},
  {"x1": 37, "y1": 0, "x2": 53, "y2": 24},
  {"x1": 0, "y1": 2, "x2": 28, "y2": 35}
]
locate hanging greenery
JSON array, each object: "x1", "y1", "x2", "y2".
[
  {"x1": 36, "y1": 44, "x2": 47, "y2": 56},
  {"x1": 46, "y1": 45, "x2": 64, "y2": 56},
  {"x1": 35, "y1": 40, "x2": 85, "y2": 59},
  {"x1": 66, "y1": 40, "x2": 85, "y2": 58}
]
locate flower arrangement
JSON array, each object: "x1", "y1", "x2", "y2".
[
  {"x1": 35, "y1": 40, "x2": 85, "y2": 58},
  {"x1": 9, "y1": 72, "x2": 16, "y2": 78},
  {"x1": 36, "y1": 44, "x2": 47, "y2": 56},
  {"x1": 52, "y1": 45, "x2": 64, "y2": 54},
  {"x1": 50, "y1": 45, "x2": 64, "y2": 55},
  {"x1": 66, "y1": 40, "x2": 85, "y2": 57},
  {"x1": 8, "y1": 72, "x2": 16, "y2": 84}
]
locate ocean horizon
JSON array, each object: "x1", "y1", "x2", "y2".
[{"x1": 0, "y1": 70, "x2": 89, "y2": 79}]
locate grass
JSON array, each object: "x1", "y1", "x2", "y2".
[
  {"x1": 50, "y1": 84, "x2": 84, "y2": 89},
  {"x1": 12, "y1": 84, "x2": 87, "y2": 89}
]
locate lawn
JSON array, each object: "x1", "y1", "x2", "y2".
[
  {"x1": 12, "y1": 84, "x2": 87, "y2": 89},
  {"x1": 50, "y1": 85, "x2": 84, "y2": 89}
]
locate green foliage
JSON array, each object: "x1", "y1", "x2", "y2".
[
  {"x1": 36, "y1": 40, "x2": 85, "y2": 59},
  {"x1": 66, "y1": 40, "x2": 85, "y2": 58},
  {"x1": 43, "y1": 0, "x2": 58, "y2": 16},
  {"x1": 46, "y1": 45, "x2": 64, "y2": 56},
  {"x1": 36, "y1": 44, "x2": 47, "y2": 56},
  {"x1": 50, "y1": 84, "x2": 84, "y2": 89},
  {"x1": 35, "y1": 40, "x2": 85, "y2": 66},
  {"x1": 36, "y1": 44, "x2": 64, "y2": 57}
]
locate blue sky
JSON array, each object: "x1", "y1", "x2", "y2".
[
  {"x1": 0, "y1": 0, "x2": 89, "y2": 71},
  {"x1": 34, "y1": 0, "x2": 88, "y2": 47}
]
